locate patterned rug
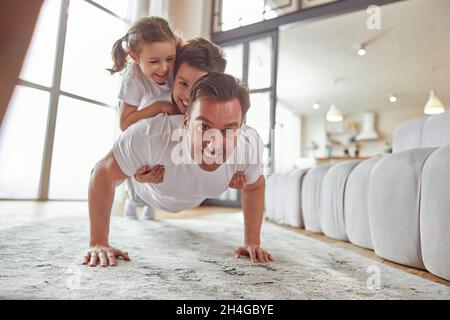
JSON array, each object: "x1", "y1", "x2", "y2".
[{"x1": 0, "y1": 216, "x2": 449, "y2": 299}]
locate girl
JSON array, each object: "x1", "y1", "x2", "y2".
[
  {"x1": 108, "y1": 17, "x2": 180, "y2": 219},
  {"x1": 108, "y1": 16, "x2": 181, "y2": 132}
]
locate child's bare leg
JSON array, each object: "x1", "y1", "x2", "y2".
[
  {"x1": 124, "y1": 198, "x2": 138, "y2": 219},
  {"x1": 142, "y1": 205, "x2": 155, "y2": 220}
]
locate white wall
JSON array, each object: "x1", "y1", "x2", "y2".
[
  {"x1": 163, "y1": 0, "x2": 212, "y2": 40},
  {"x1": 301, "y1": 114, "x2": 327, "y2": 158},
  {"x1": 274, "y1": 103, "x2": 301, "y2": 173}
]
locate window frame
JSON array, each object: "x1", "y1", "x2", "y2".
[
  {"x1": 6, "y1": 0, "x2": 137, "y2": 200},
  {"x1": 203, "y1": 30, "x2": 279, "y2": 208}
]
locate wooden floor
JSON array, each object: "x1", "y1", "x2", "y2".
[{"x1": 0, "y1": 200, "x2": 448, "y2": 287}]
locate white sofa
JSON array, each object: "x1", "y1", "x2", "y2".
[
  {"x1": 344, "y1": 156, "x2": 383, "y2": 250},
  {"x1": 265, "y1": 109, "x2": 450, "y2": 281},
  {"x1": 320, "y1": 160, "x2": 362, "y2": 241},
  {"x1": 420, "y1": 145, "x2": 450, "y2": 280},
  {"x1": 369, "y1": 147, "x2": 436, "y2": 269},
  {"x1": 300, "y1": 164, "x2": 334, "y2": 233},
  {"x1": 265, "y1": 168, "x2": 309, "y2": 228}
]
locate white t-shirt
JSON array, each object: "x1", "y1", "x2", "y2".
[
  {"x1": 118, "y1": 64, "x2": 172, "y2": 109},
  {"x1": 140, "y1": 92, "x2": 172, "y2": 111},
  {"x1": 113, "y1": 114, "x2": 263, "y2": 212}
]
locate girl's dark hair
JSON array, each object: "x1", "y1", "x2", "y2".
[{"x1": 107, "y1": 17, "x2": 178, "y2": 75}]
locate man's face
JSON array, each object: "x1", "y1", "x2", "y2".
[
  {"x1": 184, "y1": 97, "x2": 243, "y2": 171},
  {"x1": 172, "y1": 62, "x2": 207, "y2": 113}
]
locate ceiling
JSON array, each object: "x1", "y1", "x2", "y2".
[{"x1": 277, "y1": 0, "x2": 450, "y2": 116}]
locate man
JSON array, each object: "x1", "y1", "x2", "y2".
[{"x1": 84, "y1": 73, "x2": 273, "y2": 268}]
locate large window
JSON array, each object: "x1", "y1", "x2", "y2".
[
  {"x1": 0, "y1": 0, "x2": 135, "y2": 200},
  {"x1": 48, "y1": 97, "x2": 116, "y2": 199},
  {"x1": 60, "y1": 0, "x2": 126, "y2": 105},
  {"x1": 0, "y1": 87, "x2": 50, "y2": 198},
  {"x1": 221, "y1": 34, "x2": 277, "y2": 174},
  {"x1": 212, "y1": 0, "x2": 345, "y2": 33},
  {"x1": 206, "y1": 32, "x2": 278, "y2": 206},
  {"x1": 212, "y1": 0, "x2": 298, "y2": 33},
  {"x1": 19, "y1": 0, "x2": 61, "y2": 87}
]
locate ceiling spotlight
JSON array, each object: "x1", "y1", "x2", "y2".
[
  {"x1": 357, "y1": 45, "x2": 367, "y2": 56},
  {"x1": 389, "y1": 95, "x2": 397, "y2": 103},
  {"x1": 313, "y1": 103, "x2": 320, "y2": 110}
]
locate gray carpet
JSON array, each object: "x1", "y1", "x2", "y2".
[{"x1": 0, "y1": 216, "x2": 449, "y2": 299}]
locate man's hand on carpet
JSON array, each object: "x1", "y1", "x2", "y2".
[
  {"x1": 83, "y1": 245, "x2": 130, "y2": 267},
  {"x1": 229, "y1": 171, "x2": 247, "y2": 189},
  {"x1": 234, "y1": 245, "x2": 273, "y2": 263},
  {"x1": 134, "y1": 164, "x2": 165, "y2": 184}
]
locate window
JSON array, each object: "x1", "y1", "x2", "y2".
[
  {"x1": 223, "y1": 44, "x2": 244, "y2": 80},
  {"x1": 91, "y1": 0, "x2": 132, "y2": 19},
  {"x1": 0, "y1": 86, "x2": 50, "y2": 198},
  {"x1": 19, "y1": 0, "x2": 61, "y2": 87},
  {"x1": 247, "y1": 92, "x2": 271, "y2": 145},
  {"x1": 205, "y1": 32, "x2": 278, "y2": 207},
  {"x1": 213, "y1": 0, "x2": 298, "y2": 33},
  {"x1": 223, "y1": 34, "x2": 277, "y2": 173},
  {"x1": 61, "y1": 0, "x2": 127, "y2": 105},
  {"x1": 246, "y1": 92, "x2": 273, "y2": 175},
  {"x1": 248, "y1": 36, "x2": 272, "y2": 90},
  {"x1": 48, "y1": 97, "x2": 116, "y2": 199},
  {"x1": 0, "y1": 0, "x2": 136, "y2": 200}
]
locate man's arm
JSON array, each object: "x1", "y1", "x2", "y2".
[
  {"x1": 235, "y1": 175, "x2": 273, "y2": 263},
  {"x1": 84, "y1": 150, "x2": 130, "y2": 267}
]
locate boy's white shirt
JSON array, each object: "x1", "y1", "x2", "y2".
[
  {"x1": 113, "y1": 113, "x2": 264, "y2": 213},
  {"x1": 118, "y1": 63, "x2": 173, "y2": 108}
]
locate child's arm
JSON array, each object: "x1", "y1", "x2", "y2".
[
  {"x1": 134, "y1": 164, "x2": 165, "y2": 184},
  {"x1": 229, "y1": 171, "x2": 247, "y2": 189},
  {"x1": 119, "y1": 101, "x2": 180, "y2": 131}
]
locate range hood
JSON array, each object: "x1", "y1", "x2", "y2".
[{"x1": 355, "y1": 112, "x2": 379, "y2": 141}]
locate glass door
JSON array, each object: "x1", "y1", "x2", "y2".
[{"x1": 203, "y1": 31, "x2": 278, "y2": 207}]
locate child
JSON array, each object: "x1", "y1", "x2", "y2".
[
  {"x1": 125, "y1": 38, "x2": 248, "y2": 218},
  {"x1": 108, "y1": 17, "x2": 181, "y2": 220},
  {"x1": 108, "y1": 17, "x2": 181, "y2": 131}
]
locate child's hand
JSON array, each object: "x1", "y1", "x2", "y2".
[
  {"x1": 229, "y1": 171, "x2": 247, "y2": 189},
  {"x1": 159, "y1": 102, "x2": 180, "y2": 115},
  {"x1": 134, "y1": 165, "x2": 165, "y2": 184}
]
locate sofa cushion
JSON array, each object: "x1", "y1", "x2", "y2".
[
  {"x1": 344, "y1": 156, "x2": 384, "y2": 249},
  {"x1": 301, "y1": 164, "x2": 334, "y2": 233},
  {"x1": 369, "y1": 148, "x2": 437, "y2": 269},
  {"x1": 420, "y1": 145, "x2": 450, "y2": 281},
  {"x1": 320, "y1": 160, "x2": 362, "y2": 241},
  {"x1": 392, "y1": 117, "x2": 426, "y2": 153},
  {"x1": 282, "y1": 169, "x2": 310, "y2": 228},
  {"x1": 421, "y1": 109, "x2": 450, "y2": 148},
  {"x1": 265, "y1": 169, "x2": 309, "y2": 228}
]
